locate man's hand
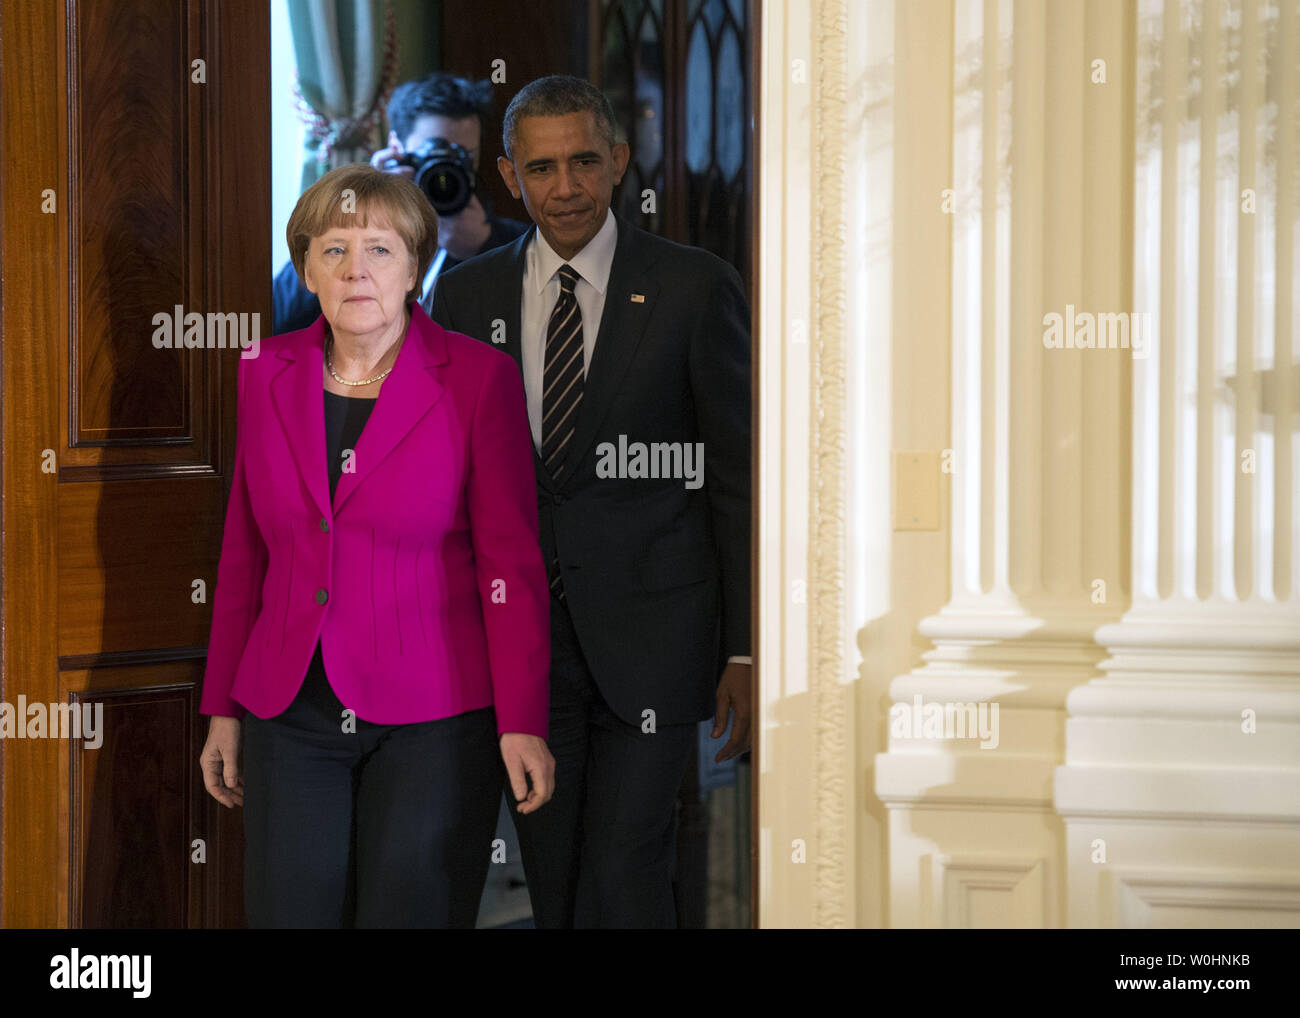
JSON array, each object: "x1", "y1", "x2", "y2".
[
  {"x1": 370, "y1": 143, "x2": 414, "y2": 179},
  {"x1": 370, "y1": 145, "x2": 488, "y2": 260},
  {"x1": 712, "y1": 662, "x2": 753, "y2": 763},
  {"x1": 437, "y1": 193, "x2": 492, "y2": 261},
  {"x1": 500, "y1": 732, "x2": 555, "y2": 815},
  {"x1": 200, "y1": 715, "x2": 244, "y2": 808}
]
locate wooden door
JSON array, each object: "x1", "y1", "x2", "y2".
[
  {"x1": 440, "y1": 0, "x2": 590, "y2": 225},
  {"x1": 0, "y1": 0, "x2": 268, "y2": 927}
]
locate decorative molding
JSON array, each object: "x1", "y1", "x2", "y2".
[
  {"x1": 809, "y1": 0, "x2": 850, "y2": 929},
  {"x1": 57, "y1": 646, "x2": 210, "y2": 671},
  {"x1": 878, "y1": 751, "x2": 1057, "y2": 811},
  {"x1": 930, "y1": 852, "x2": 1049, "y2": 928},
  {"x1": 1107, "y1": 867, "x2": 1300, "y2": 928},
  {"x1": 68, "y1": 684, "x2": 195, "y2": 927},
  {"x1": 57, "y1": 463, "x2": 222, "y2": 483},
  {"x1": 1055, "y1": 766, "x2": 1300, "y2": 824}
]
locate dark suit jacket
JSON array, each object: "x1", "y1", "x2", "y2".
[{"x1": 430, "y1": 215, "x2": 750, "y2": 727}]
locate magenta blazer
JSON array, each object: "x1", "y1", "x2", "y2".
[{"x1": 199, "y1": 303, "x2": 550, "y2": 738}]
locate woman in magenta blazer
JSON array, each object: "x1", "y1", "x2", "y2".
[{"x1": 198, "y1": 165, "x2": 552, "y2": 928}]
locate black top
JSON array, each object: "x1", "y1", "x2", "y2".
[
  {"x1": 324, "y1": 389, "x2": 377, "y2": 499},
  {"x1": 301, "y1": 389, "x2": 377, "y2": 710}
]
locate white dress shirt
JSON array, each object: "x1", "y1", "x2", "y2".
[
  {"x1": 520, "y1": 207, "x2": 617, "y2": 451},
  {"x1": 518, "y1": 208, "x2": 752, "y2": 670}
]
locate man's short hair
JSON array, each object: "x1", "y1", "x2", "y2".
[
  {"x1": 286, "y1": 164, "x2": 438, "y2": 305},
  {"x1": 501, "y1": 75, "x2": 621, "y2": 161},
  {"x1": 387, "y1": 73, "x2": 495, "y2": 145}
]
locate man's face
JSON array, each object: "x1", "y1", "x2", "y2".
[
  {"x1": 390, "y1": 113, "x2": 482, "y2": 171},
  {"x1": 498, "y1": 111, "x2": 629, "y2": 260}
]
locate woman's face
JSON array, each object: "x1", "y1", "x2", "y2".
[{"x1": 302, "y1": 212, "x2": 416, "y2": 341}]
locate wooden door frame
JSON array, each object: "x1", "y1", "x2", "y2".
[{"x1": 0, "y1": 0, "x2": 269, "y2": 928}]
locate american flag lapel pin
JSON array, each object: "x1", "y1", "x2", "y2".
[{"x1": 630, "y1": 292, "x2": 645, "y2": 303}]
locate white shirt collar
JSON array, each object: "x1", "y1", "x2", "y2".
[{"x1": 529, "y1": 207, "x2": 618, "y2": 295}]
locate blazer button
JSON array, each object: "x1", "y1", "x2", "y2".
[
  {"x1": 553, "y1": 493, "x2": 566, "y2": 505},
  {"x1": 315, "y1": 589, "x2": 329, "y2": 605},
  {"x1": 319, "y1": 517, "x2": 329, "y2": 532}
]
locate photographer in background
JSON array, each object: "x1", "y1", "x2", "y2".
[{"x1": 273, "y1": 73, "x2": 529, "y2": 334}]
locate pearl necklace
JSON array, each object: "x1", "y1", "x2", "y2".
[{"x1": 325, "y1": 332, "x2": 400, "y2": 387}]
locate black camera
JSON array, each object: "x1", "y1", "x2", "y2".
[{"x1": 388, "y1": 138, "x2": 476, "y2": 216}]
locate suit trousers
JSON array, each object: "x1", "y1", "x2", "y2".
[
  {"x1": 508, "y1": 590, "x2": 696, "y2": 928},
  {"x1": 241, "y1": 644, "x2": 503, "y2": 928}
]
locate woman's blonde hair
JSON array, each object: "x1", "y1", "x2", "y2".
[{"x1": 286, "y1": 164, "x2": 438, "y2": 304}]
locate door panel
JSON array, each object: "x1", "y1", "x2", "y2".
[{"x1": 1, "y1": 0, "x2": 267, "y2": 927}]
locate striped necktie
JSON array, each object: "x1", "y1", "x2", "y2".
[
  {"x1": 542, "y1": 264, "x2": 583, "y2": 601},
  {"x1": 541, "y1": 264, "x2": 584, "y2": 482}
]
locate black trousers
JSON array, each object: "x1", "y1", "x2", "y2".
[
  {"x1": 508, "y1": 592, "x2": 696, "y2": 929},
  {"x1": 241, "y1": 645, "x2": 503, "y2": 928}
]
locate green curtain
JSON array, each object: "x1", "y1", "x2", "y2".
[{"x1": 288, "y1": 0, "x2": 398, "y2": 190}]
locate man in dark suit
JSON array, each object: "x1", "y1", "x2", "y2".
[{"x1": 431, "y1": 75, "x2": 750, "y2": 929}]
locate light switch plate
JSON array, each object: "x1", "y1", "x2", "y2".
[{"x1": 893, "y1": 451, "x2": 941, "y2": 530}]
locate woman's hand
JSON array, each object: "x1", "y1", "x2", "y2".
[
  {"x1": 201, "y1": 716, "x2": 244, "y2": 808},
  {"x1": 499, "y1": 733, "x2": 555, "y2": 815}
]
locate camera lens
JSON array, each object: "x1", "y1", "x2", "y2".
[
  {"x1": 411, "y1": 139, "x2": 475, "y2": 217},
  {"x1": 421, "y1": 167, "x2": 469, "y2": 215}
]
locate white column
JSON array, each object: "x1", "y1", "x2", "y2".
[
  {"x1": 756, "y1": 0, "x2": 901, "y2": 928},
  {"x1": 874, "y1": 0, "x2": 1132, "y2": 928},
  {"x1": 1055, "y1": 0, "x2": 1300, "y2": 928}
]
